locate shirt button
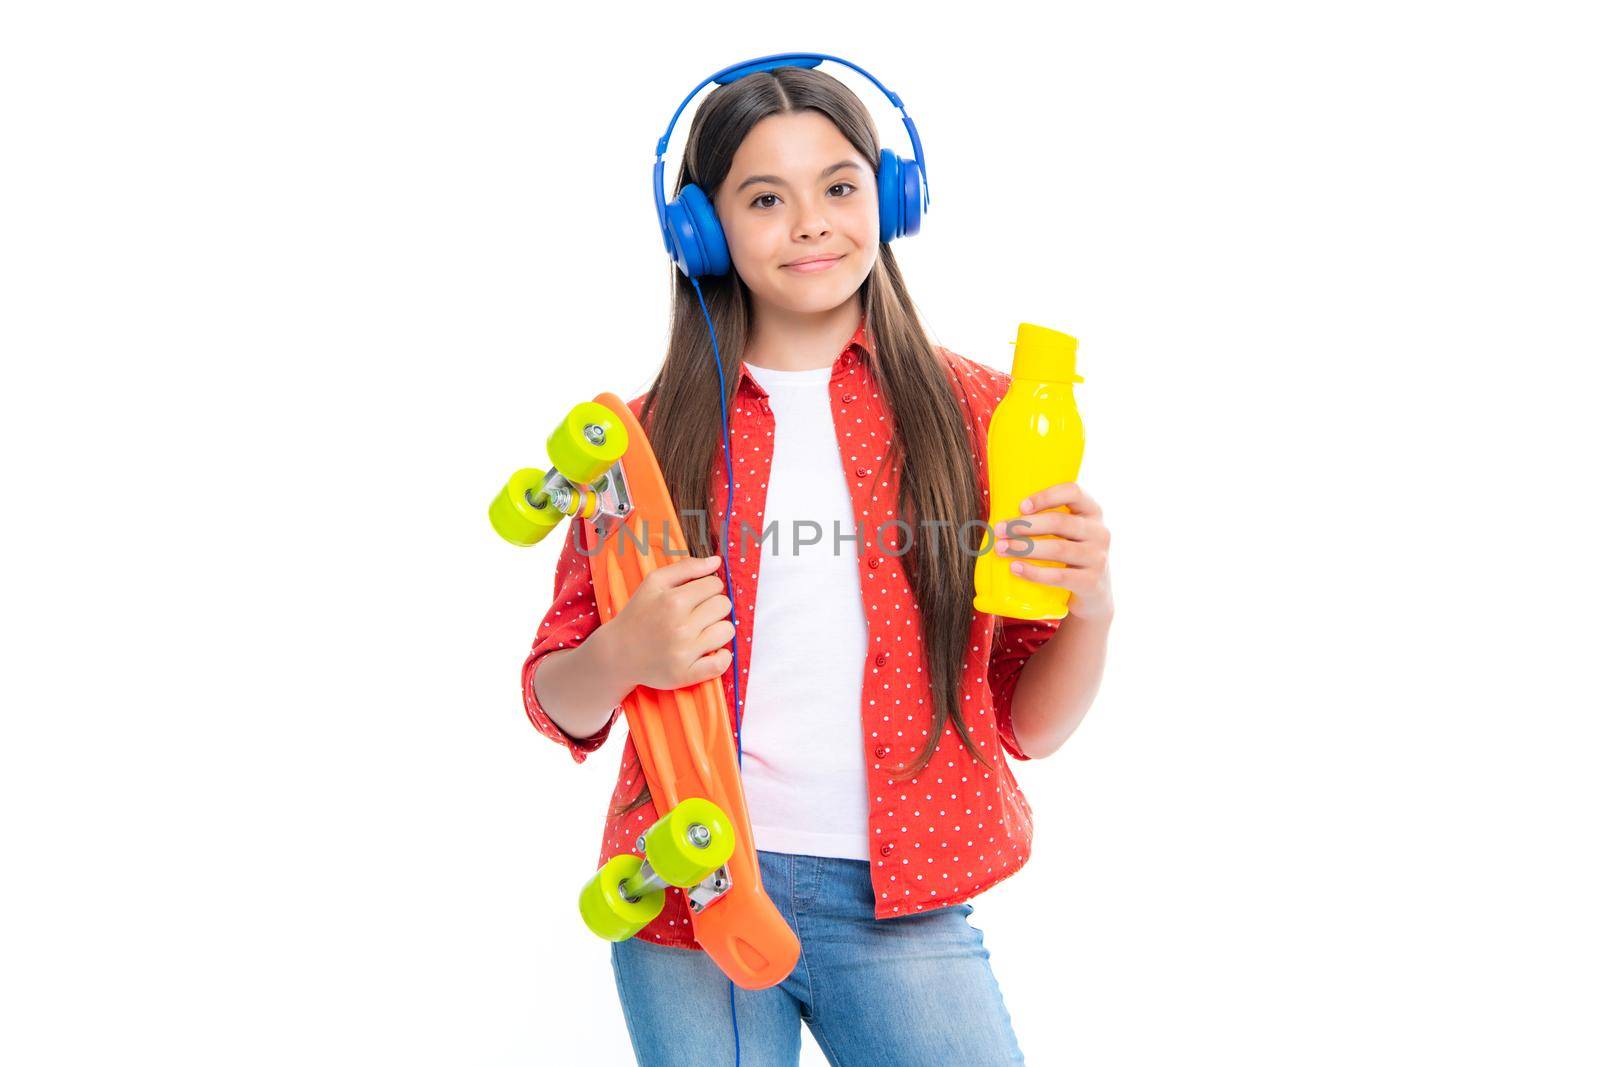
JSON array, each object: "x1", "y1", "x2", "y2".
[
  {"x1": 875, "y1": 652, "x2": 888, "y2": 667},
  {"x1": 856, "y1": 466, "x2": 870, "y2": 478},
  {"x1": 874, "y1": 745, "x2": 889, "y2": 758},
  {"x1": 880, "y1": 843, "x2": 895, "y2": 856},
  {"x1": 868, "y1": 556, "x2": 881, "y2": 569},
  {"x1": 842, "y1": 392, "x2": 857, "y2": 404}
]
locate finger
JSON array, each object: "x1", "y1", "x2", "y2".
[
  {"x1": 1008, "y1": 559, "x2": 1094, "y2": 589},
  {"x1": 1021, "y1": 482, "x2": 1100, "y2": 518},
  {"x1": 652, "y1": 553, "x2": 723, "y2": 588},
  {"x1": 996, "y1": 512, "x2": 1095, "y2": 543},
  {"x1": 687, "y1": 593, "x2": 734, "y2": 630},
  {"x1": 694, "y1": 619, "x2": 736, "y2": 657},
  {"x1": 689, "y1": 647, "x2": 733, "y2": 683},
  {"x1": 995, "y1": 536, "x2": 1095, "y2": 567},
  {"x1": 676, "y1": 572, "x2": 728, "y2": 604}
]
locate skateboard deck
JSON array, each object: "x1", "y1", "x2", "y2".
[{"x1": 582, "y1": 392, "x2": 800, "y2": 990}]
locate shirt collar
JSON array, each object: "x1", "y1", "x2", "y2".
[{"x1": 737, "y1": 311, "x2": 875, "y2": 401}]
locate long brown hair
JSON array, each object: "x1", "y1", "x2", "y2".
[{"x1": 614, "y1": 65, "x2": 995, "y2": 819}]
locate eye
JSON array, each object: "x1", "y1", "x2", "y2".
[{"x1": 748, "y1": 183, "x2": 858, "y2": 210}]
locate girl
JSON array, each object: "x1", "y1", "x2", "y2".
[{"x1": 523, "y1": 61, "x2": 1113, "y2": 1066}]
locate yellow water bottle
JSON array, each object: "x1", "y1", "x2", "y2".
[{"x1": 973, "y1": 323, "x2": 1085, "y2": 620}]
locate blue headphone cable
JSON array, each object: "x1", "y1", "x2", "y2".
[{"x1": 688, "y1": 276, "x2": 746, "y2": 1063}]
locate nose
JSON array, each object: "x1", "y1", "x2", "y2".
[{"x1": 794, "y1": 200, "x2": 832, "y2": 241}]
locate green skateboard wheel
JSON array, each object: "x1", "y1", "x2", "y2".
[
  {"x1": 547, "y1": 402, "x2": 628, "y2": 486},
  {"x1": 578, "y1": 854, "x2": 664, "y2": 942},
  {"x1": 488, "y1": 467, "x2": 565, "y2": 546},
  {"x1": 643, "y1": 797, "x2": 736, "y2": 888}
]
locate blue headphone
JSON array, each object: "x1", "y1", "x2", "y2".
[
  {"x1": 653, "y1": 51, "x2": 932, "y2": 278},
  {"x1": 647, "y1": 58, "x2": 929, "y2": 1061}
]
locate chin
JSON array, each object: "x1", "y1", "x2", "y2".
[{"x1": 776, "y1": 288, "x2": 854, "y2": 315}]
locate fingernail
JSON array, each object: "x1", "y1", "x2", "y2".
[{"x1": 1020, "y1": 498, "x2": 1033, "y2": 513}]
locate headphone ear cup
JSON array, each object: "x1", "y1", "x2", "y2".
[
  {"x1": 876, "y1": 148, "x2": 902, "y2": 243},
  {"x1": 664, "y1": 183, "x2": 731, "y2": 278},
  {"x1": 877, "y1": 147, "x2": 923, "y2": 241}
]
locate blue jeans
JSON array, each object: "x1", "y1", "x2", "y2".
[{"x1": 610, "y1": 849, "x2": 1027, "y2": 1066}]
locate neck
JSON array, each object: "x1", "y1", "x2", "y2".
[{"x1": 744, "y1": 295, "x2": 863, "y2": 371}]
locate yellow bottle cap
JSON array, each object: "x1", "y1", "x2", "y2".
[{"x1": 1009, "y1": 322, "x2": 1082, "y2": 383}]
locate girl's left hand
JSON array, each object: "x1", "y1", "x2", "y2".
[{"x1": 993, "y1": 481, "x2": 1113, "y2": 623}]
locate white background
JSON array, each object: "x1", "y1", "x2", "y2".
[{"x1": 3, "y1": 3, "x2": 1596, "y2": 1064}]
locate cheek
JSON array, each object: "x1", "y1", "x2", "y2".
[
  {"x1": 848, "y1": 197, "x2": 881, "y2": 246},
  {"x1": 724, "y1": 215, "x2": 782, "y2": 262}
]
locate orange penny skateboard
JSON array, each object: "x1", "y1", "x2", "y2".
[{"x1": 489, "y1": 392, "x2": 801, "y2": 990}]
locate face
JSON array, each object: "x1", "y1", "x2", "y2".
[{"x1": 712, "y1": 110, "x2": 879, "y2": 317}]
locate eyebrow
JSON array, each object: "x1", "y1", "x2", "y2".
[{"x1": 736, "y1": 160, "x2": 864, "y2": 193}]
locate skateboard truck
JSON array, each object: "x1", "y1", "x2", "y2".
[
  {"x1": 625, "y1": 830, "x2": 734, "y2": 913},
  {"x1": 685, "y1": 865, "x2": 734, "y2": 913},
  {"x1": 523, "y1": 458, "x2": 635, "y2": 542}
]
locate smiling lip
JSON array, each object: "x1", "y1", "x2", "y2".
[{"x1": 783, "y1": 254, "x2": 843, "y2": 273}]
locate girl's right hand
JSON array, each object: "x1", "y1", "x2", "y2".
[{"x1": 604, "y1": 553, "x2": 735, "y2": 692}]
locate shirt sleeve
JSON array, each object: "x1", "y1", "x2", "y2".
[
  {"x1": 987, "y1": 614, "x2": 1063, "y2": 761},
  {"x1": 521, "y1": 519, "x2": 621, "y2": 764}
]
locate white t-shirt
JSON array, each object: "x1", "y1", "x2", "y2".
[{"x1": 735, "y1": 361, "x2": 871, "y2": 861}]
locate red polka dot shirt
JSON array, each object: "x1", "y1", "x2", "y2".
[{"x1": 521, "y1": 313, "x2": 1063, "y2": 948}]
